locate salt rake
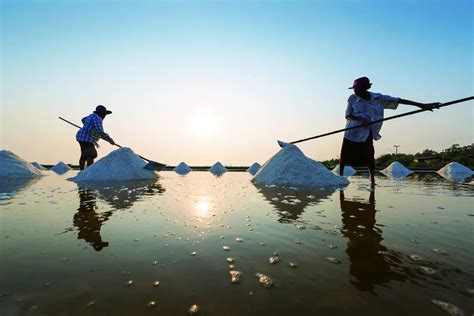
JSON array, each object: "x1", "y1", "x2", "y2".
[
  {"x1": 59, "y1": 117, "x2": 167, "y2": 171},
  {"x1": 278, "y1": 96, "x2": 474, "y2": 148}
]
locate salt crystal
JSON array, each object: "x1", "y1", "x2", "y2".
[
  {"x1": 230, "y1": 270, "x2": 242, "y2": 284},
  {"x1": 51, "y1": 162, "x2": 72, "y2": 174},
  {"x1": 438, "y1": 162, "x2": 473, "y2": 182},
  {"x1": 332, "y1": 165, "x2": 356, "y2": 177},
  {"x1": 381, "y1": 161, "x2": 412, "y2": 179},
  {"x1": 31, "y1": 162, "x2": 46, "y2": 170},
  {"x1": 432, "y1": 248, "x2": 448, "y2": 255},
  {"x1": 269, "y1": 255, "x2": 280, "y2": 264},
  {"x1": 174, "y1": 162, "x2": 192, "y2": 175},
  {"x1": 188, "y1": 304, "x2": 199, "y2": 315},
  {"x1": 209, "y1": 162, "x2": 227, "y2": 175},
  {"x1": 252, "y1": 144, "x2": 349, "y2": 187},
  {"x1": 255, "y1": 273, "x2": 274, "y2": 288},
  {"x1": 247, "y1": 162, "x2": 261, "y2": 175},
  {"x1": 0, "y1": 151, "x2": 42, "y2": 178},
  {"x1": 431, "y1": 299, "x2": 464, "y2": 316},
  {"x1": 325, "y1": 257, "x2": 341, "y2": 264},
  {"x1": 419, "y1": 266, "x2": 436, "y2": 275},
  {"x1": 70, "y1": 148, "x2": 157, "y2": 181}
]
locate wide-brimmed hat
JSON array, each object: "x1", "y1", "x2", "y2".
[
  {"x1": 94, "y1": 105, "x2": 112, "y2": 115},
  {"x1": 348, "y1": 77, "x2": 372, "y2": 90}
]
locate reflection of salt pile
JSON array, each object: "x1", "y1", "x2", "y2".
[
  {"x1": 252, "y1": 144, "x2": 349, "y2": 187},
  {"x1": 32, "y1": 162, "x2": 46, "y2": 170},
  {"x1": 247, "y1": 162, "x2": 261, "y2": 175},
  {"x1": 209, "y1": 162, "x2": 227, "y2": 175},
  {"x1": 70, "y1": 148, "x2": 157, "y2": 182},
  {"x1": 51, "y1": 162, "x2": 72, "y2": 174},
  {"x1": 332, "y1": 165, "x2": 356, "y2": 177},
  {"x1": 381, "y1": 162, "x2": 412, "y2": 179},
  {"x1": 437, "y1": 162, "x2": 473, "y2": 182},
  {"x1": 0, "y1": 150, "x2": 42, "y2": 178},
  {"x1": 174, "y1": 162, "x2": 192, "y2": 175}
]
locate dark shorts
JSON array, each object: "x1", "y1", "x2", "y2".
[
  {"x1": 340, "y1": 134, "x2": 374, "y2": 167},
  {"x1": 78, "y1": 141, "x2": 98, "y2": 160}
]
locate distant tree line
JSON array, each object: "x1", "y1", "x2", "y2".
[{"x1": 321, "y1": 143, "x2": 474, "y2": 170}]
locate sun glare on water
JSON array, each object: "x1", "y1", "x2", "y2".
[{"x1": 195, "y1": 196, "x2": 213, "y2": 217}]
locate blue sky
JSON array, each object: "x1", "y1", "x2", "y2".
[{"x1": 1, "y1": 0, "x2": 472, "y2": 165}]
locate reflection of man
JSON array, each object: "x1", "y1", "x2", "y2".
[
  {"x1": 340, "y1": 190, "x2": 405, "y2": 292},
  {"x1": 73, "y1": 188, "x2": 111, "y2": 251}
]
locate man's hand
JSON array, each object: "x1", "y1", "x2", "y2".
[
  {"x1": 420, "y1": 102, "x2": 442, "y2": 111},
  {"x1": 360, "y1": 118, "x2": 371, "y2": 126}
]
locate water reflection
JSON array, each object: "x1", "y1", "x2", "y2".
[
  {"x1": 339, "y1": 190, "x2": 407, "y2": 292},
  {"x1": 74, "y1": 188, "x2": 111, "y2": 251},
  {"x1": 71, "y1": 180, "x2": 166, "y2": 251},
  {"x1": 339, "y1": 189, "x2": 472, "y2": 293},
  {"x1": 0, "y1": 177, "x2": 40, "y2": 205},
  {"x1": 77, "y1": 180, "x2": 166, "y2": 210},
  {"x1": 255, "y1": 184, "x2": 335, "y2": 223}
]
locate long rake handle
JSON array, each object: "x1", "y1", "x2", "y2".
[
  {"x1": 290, "y1": 96, "x2": 474, "y2": 145},
  {"x1": 58, "y1": 116, "x2": 152, "y2": 162}
]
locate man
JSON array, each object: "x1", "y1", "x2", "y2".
[
  {"x1": 339, "y1": 77, "x2": 439, "y2": 184},
  {"x1": 76, "y1": 105, "x2": 115, "y2": 170}
]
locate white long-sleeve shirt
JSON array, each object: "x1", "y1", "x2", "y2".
[{"x1": 344, "y1": 92, "x2": 400, "y2": 142}]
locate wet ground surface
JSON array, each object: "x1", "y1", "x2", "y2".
[{"x1": 1, "y1": 171, "x2": 473, "y2": 316}]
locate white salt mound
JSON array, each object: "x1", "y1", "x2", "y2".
[
  {"x1": 438, "y1": 162, "x2": 473, "y2": 182},
  {"x1": 381, "y1": 161, "x2": 412, "y2": 179},
  {"x1": 31, "y1": 162, "x2": 46, "y2": 170},
  {"x1": 209, "y1": 162, "x2": 227, "y2": 175},
  {"x1": 252, "y1": 144, "x2": 349, "y2": 187},
  {"x1": 174, "y1": 162, "x2": 192, "y2": 175},
  {"x1": 0, "y1": 150, "x2": 42, "y2": 178},
  {"x1": 51, "y1": 162, "x2": 72, "y2": 174},
  {"x1": 70, "y1": 147, "x2": 157, "y2": 182},
  {"x1": 247, "y1": 162, "x2": 261, "y2": 175},
  {"x1": 332, "y1": 165, "x2": 356, "y2": 177}
]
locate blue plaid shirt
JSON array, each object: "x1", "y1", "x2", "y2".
[{"x1": 76, "y1": 113, "x2": 113, "y2": 143}]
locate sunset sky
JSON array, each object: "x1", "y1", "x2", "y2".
[{"x1": 1, "y1": 0, "x2": 472, "y2": 166}]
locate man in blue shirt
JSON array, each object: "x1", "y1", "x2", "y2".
[{"x1": 76, "y1": 105, "x2": 115, "y2": 170}]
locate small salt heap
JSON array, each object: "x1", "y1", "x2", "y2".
[
  {"x1": 209, "y1": 162, "x2": 227, "y2": 175},
  {"x1": 31, "y1": 162, "x2": 46, "y2": 170},
  {"x1": 252, "y1": 144, "x2": 349, "y2": 187},
  {"x1": 174, "y1": 162, "x2": 192, "y2": 175},
  {"x1": 247, "y1": 162, "x2": 261, "y2": 175},
  {"x1": 332, "y1": 165, "x2": 356, "y2": 177},
  {"x1": 381, "y1": 161, "x2": 412, "y2": 179},
  {"x1": 70, "y1": 147, "x2": 157, "y2": 182},
  {"x1": 51, "y1": 162, "x2": 72, "y2": 174},
  {"x1": 0, "y1": 150, "x2": 42, "y2": 178},
  {"x1": 438, "y1": 162, "x2": 473, "y2": 182}
]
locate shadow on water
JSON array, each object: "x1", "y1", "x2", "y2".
[
  {"x1": 339, "y1": 189, "x2": 473, "y2": 294},
  {"x1": 254, "y1": 184, "x2": 336, "y2": 223},
  {"x1": 69, "y1": 180, "x2": 166, "y2": 251}
]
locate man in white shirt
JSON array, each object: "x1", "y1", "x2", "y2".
[{"x1": 339, "y1": 77, "x2": 439, "y2": 184}]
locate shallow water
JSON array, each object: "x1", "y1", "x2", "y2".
[{"x1": 1, "y1": 171, "x2": 473, "y2": 316}]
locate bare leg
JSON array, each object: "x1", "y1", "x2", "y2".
[
  {"x1": 339, "y1": 161, "x2": 345, "y2": 176},
  {"x1": 368, "y1": 159, "x2": 375, "y2": 184},
  {"x1": 79, "y1": 159, "x2": 86, "y2": 170},
  {"x1": 86, "y1": 158, "x2": 94, "y2": 168}
]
